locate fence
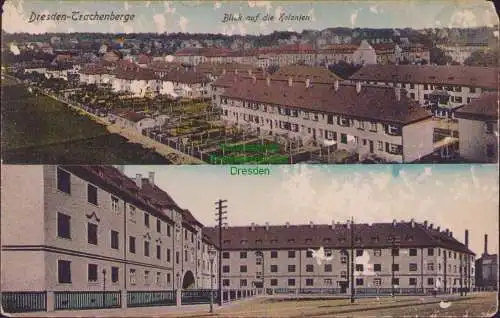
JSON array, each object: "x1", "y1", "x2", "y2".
[
  {"x1": 127, "y1": 290, "x2": 176, "y2": 308},
  {"x1": 1, "y1": 291, "x2": 47, "y2": 313},
  {"x1": 181, "y1": 289, "x2": 220, "y2": 305},
  {"x1": 221, "y1": 289, "x2": 256, "y2": 302},
  {"x1": 54, "y1": 291, "x2": 121, "y2": 310}
]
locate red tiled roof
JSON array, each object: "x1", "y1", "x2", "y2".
[
  {"x1": 455, "y1": 92, "x2": 499, "y2": 120},
  {"x1": 203, "y1": 221, "x2": 474, "y2": 254},
  {"x1": 350, "y1": 65, "x2": 499, "y2": 90},
  {"x1": 220, "y1": 79, "x2": 432, "y2": 125}
]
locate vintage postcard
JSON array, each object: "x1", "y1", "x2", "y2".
[
  {"x1": 0, "y1": 164, "x2": 498, "y2": 317},
  {"x1": 1, "y1": 0, "x2": 498, "y2": 164}
]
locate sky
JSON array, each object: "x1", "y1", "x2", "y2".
[
  {"x1": 124, "y1": 164, "x2": 499, "y2": 257},
  {"x1": 2, "y1": 0, "x2": 499, "y2": 35}
]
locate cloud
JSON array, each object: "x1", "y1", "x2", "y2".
[
  {"x1": 124, "y1": 1, "x2": 129, "y2": 11},
  {"x1": 308, "y1": 8, "x2": 316, "y2": 22},
  {"x1": 145, "y1": 1, "x2": 151, "y2": 8},
  {"x1": 214, "y1": 1, "x2": 221, "y2": 9},
  {"x1": 369, "y1": 5, "x2": 381, "y2": 14},
  {"x1": 350, "y1": 9, "x2": 360, "y2": 28},
  {"x1": 153, "y1": 14, "x2": 167, "y2": 33},
  {"x1": 178, "y1": 16, "x2": 189, "y2": 32},
  {"x1": 449, "y1": 10, "x2": 477, "y2": 28},
  {"x1": 2, "y1": 1, "x2": 57, "y2": 34}
]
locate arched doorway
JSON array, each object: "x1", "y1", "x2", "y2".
[{"x1": 182, "y1": 270, "x2": 195, "y2": 289}]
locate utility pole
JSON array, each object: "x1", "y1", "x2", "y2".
[
  {"x1": 350, "y1": 217, "x2": 355, "y2": 304},
  {"x1": 215, "y1": 199, "x2": 228, "y2": 306}
]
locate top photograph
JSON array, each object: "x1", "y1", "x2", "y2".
[{"x1": 1, "y1": 0, "x2": 498, "y2": 165}]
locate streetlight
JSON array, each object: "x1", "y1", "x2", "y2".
[
  {"x1": 208, "y1": 247, "x2": 217, "y2": 313},
  {"x1": 102, "y1": 269, "x2": 107, "y2": 307}
]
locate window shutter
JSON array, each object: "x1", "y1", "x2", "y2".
[{"x1": 385, "y1": 142, "x2": 390, "y2": 153}]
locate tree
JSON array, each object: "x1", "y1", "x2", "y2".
[
  {"x1": 430, "y1": 47, "x2": 453, "y2": 65},
  {"x1": 464, "y1": 49, "x2": 499, "y2": 67},
  {"x1": 328, "y1": 61, "x2": 362, "y2": 79}
]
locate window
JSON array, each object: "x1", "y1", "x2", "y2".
[
  {"x1": 387, "y1": 124, "x2": 401, "y2": 136},
  {"x1": 306, "y1": 278, "x2": 314, "y2": 286},
  {"x1": 288, "y1": 251, "x2": 296, "y2": 258},
  {"x1": 392, "y1": 278, "x2": 400, "y2": 286},
  {"x1": 340, "y1": 133, "x2": 348, "y2": 144},
  {"x1": 306, "y1": 250, "x2": 313, "y2": 258},
  {"x1": 427, "y1": 248, "x2": 434, "y2": 256},
  {"x1": 270, "y1": 279, "x2": 278, "y2": 286},
  {"x1": 410, "y1": 93, "x2": 415, "y2": 99},
  {"x1": 129, "y1": 205, "x2": 136, "y2": 222},
  {"x1": 85, "y1": 184, "x2": 99, "y2": 205},
  {"x1": 88, "y1": 264, "x2": 98, "y2": 282},
  {"x1": 167, "y1": 273, "x2": 171, "y2": 284},
  {"x1": 57, "y1": 168, "x2": 71, "y2": 194},
  {"x1": 58, "y1": 260, "x2": 71, "y2": 284},
  {"x1": 184, "y1": 250, "x2": 188, "y2": 262},
  {"x1": 373, "y1": 249, "x2": 381, "y2": 257},
  {"x1": 288, "y1": 265, "x2": 296, "y2": 272},
  {"x1": 373, "y1": 278, "x2": 382, "y2": 286},
  {"x1": 427, "y1": 277, "x2": 434, "y2": 286},
  {"x1": 144, "y1": 271, "x2": 150, "y2": 285},
  {"x1": 111, "y1": 230, "x2": 119, "y2": 249},
  {"x1": 356, "y1": 278, "x2": 364, "y2": 286},
  {"x1": 176, "y1": 252, "x2": 179, "y2": 264},
  {"x1": 337, "y1": 117, "x2": 350, "y2": 127},
  {"x1": 240, "y1": 279, "x2": 247, "y2": 287},
  {"x1": 240, "y1": 252, "x2": 247, "y2": 259},
  {"x1": 129, "y1": 236, "x2": 136, "y2": 254},
  {"x1": 306, "y1": 264, "x2": 314, "y2": 272},
  {"x1": 356, "y1": 264, "x2": 364, "y2": 272},
  {"x1": 156, "y1": 245, "x2": 161, "y2": 260},
  {"x1": 340, "y1": 271, "x2": 347, "y2": 279},
  {"x1": 470, "y1": 87, "x2": 476, "y2": 93},
  {"x1": 111, "y1": 267, "x2": 119, "y2": 283},
  {"x1": 288, "y1": 279, "x2": 296, "y2": 286},
  {"x1": 324, "y1": 264, "x2": 332, "y2": 272},
  {"x1": 356, "y1": 249, "x2": 363, "y2": 257},
  {"x1": 156, "y1": 220, "x2": 161, "y2": 233},
  {"x1": 57, "y1": 213, "x2": 71, "y2": 239},
  {"x1": 427, "y1": 263, "x2": 434, "y2": 271},
  {"x1": 409, "y1": 249, "x2": 417, "y2": 256},
  {"x1": 144, "y1": 213, "x2": 150, "y2": 228},
  {"x1": 87, "y1": 223, "x2": 98, "y2": 245},
  {"x1": 409, "y1": 263, "x2": 418, "y2": 271},
  {"x1": 369, "y1": 121, "x2": 377, "y2": 132},
  {"x1": 191, "y1": 232, "x2": 194, "y2": 243},
  {"x1": 392, "y1": 264, "x2": 400, "y2": 271},
  {"x1": 341, "y1": 255, "x2": 347, "y2": 264},
  {"x1": 240, "y1": 265, "x2": 247, "y2": 273},
  {"x1": 223, "y1": 279, "x2": 230, "y2": 287},
  {"x1": 392, "y1": 248, "x2": 399, "y2": 256},
  {"x1": 129, "y1": 269, "x2": 137, "y2": 285},
  {"x1": 324, "y1": 278, "x2": 333, "y2": 286},
  {"x1": 111, "y1": 196, "x2": 119, "y2": 214},
  {"x1": 167, "y1": 225, "x2": 171, "y2": 237},
  {"x1": 374, "y1": 264, "x2": 381, "y2": 272},
  {"x1": 486, "y1": 144, "x2": 495, "y2": 158},
  {"x1": 223, "y1": 265, "x2": 230, "y2": 273},
  {"x1": 223, "y1": 252, "x2": 230, "y2": 259},
  {"x1": 270, "y1": 265, "x2": 278, "y2": 272},
  {"x1": 144, "y1": 241, "x2": 150, "y2": 257},
  {"x1": 156, "y1": 272, "x2": 161, "y2": 285},
  {"x1": 424, "y1": 84, "x2": 429, "y2": 90}
]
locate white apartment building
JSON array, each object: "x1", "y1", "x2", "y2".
[
  {"x1": 455, "y1": 92, "x2": 499, "y2": 163},
  {"x1": 1, "y1": 165, "x2": 219, "y2": 295},
  {"x1": 216, "y1": 76, "x2": 435, "y2": 163},
  {"x1": 349, "y1": 65, "x2": 498, "y2": 118},
  {"x1": 204, "y1": 220, "x2": 476, "y2": 293}
]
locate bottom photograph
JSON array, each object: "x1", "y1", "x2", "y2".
[{"x1": 1, "y1": 164, "x2": 498, "y2": 317}]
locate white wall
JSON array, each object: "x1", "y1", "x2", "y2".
[{"x1": 403, "y1": 118, "x2": 436, "y2": 162}]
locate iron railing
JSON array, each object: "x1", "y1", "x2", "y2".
[
  {"x1": 54, "y1": 291, "x2": 121, "y2": 310},
  {"x1": 1, "y1": 291, "x2": 47, "y2": 313}
]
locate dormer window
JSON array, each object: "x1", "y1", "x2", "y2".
[
  {"x1": 386, "y1": 124, "x2": 402, "y2": 136},
  {"x1": 357, "y1": 120, "x2": 365, "y2": 130},
  {"x1": 338, "y1": 237, "x2": 346, "y2": 243},
  {"x1": 255, "y1": 239, "x2": 263, "y2": 244},
  {"x1": 406, "y1": 235, "x2": 414, "y2": 242},
  {"x1": 355, "y1": 236, "x2": 362, "y2": 243},
  {"x1": 323, "y1": 238, "x2": 331, "y2": 243},
  {"x1": 240, "y1": 240, "x2": 248, "y2": 245},
  {"x1": 305, "y1": 238, "x2": 312, "y2": 243},
  {"x1": 337, "y1": 116, "x2": 350, "y2": 127},
  {"x1": 371, "y1": 236, "x2": 380, "y2": 243}
]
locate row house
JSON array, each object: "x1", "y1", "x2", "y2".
[
  {"x1": 79, "y1": 63, "x2": 115, "y2": 85},
  {"x1": 349, "y1": 64, "x2": 499, "y2": 118},
  {"x1": 217, "y1": 77, "x2": 434, "y2": 163},
  {"x1": 455, "y1": 92, "x2": 498, "y2": 163},
  {"x1": 203, "y1": 220, "x2": 475, "y2": 293},
  {"x1": 1, "y1": 165, "x2": 219, "y2": 294}
]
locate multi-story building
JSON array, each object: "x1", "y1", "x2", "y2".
[
  {"x1": 455, "y1": 92, "x2": 498, "y2": 163},
  {"x1": 348, "y1": 64, "x2": 498, "y2": 118},
  {"x1": 204, "y1": 220, "x2": 476, "y2": 294},
  {"x1": 216, "y1": 75, "x2": 435, "y2": 163},
  {"x1": 437, "y1": 43, "x2": 491, "y2": 65},
  {"x1": 474, "y1": 235, "x2": 498, "y2": 290},
  {"x1": 1, "y1": 165, "x2": 218, "y2": 295}
]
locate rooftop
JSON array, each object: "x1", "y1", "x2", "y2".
[{"x1": 454, "y1": 92, "x2": 499, "y2": 120}]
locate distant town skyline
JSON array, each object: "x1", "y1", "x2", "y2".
[
  {"x1": 2, "y1": 0, "x2": 498, "y2": 35},
  {"x1": 124, "y1": 164, "x2": 499, "y2": 257}
]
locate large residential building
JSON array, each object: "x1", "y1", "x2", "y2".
[
  {"x1": 437, "y1": 43, "x2": 491, "y2": 65},
  {"x1": 1, "y1": 165, "x2": 219, "y2": 295},
  {"x1": 215, "y1": 74, "x2": 435, "y2": 163},
  {"x1": 455, "y1": 92, "x2": 498, "y2": 163},
  {"x1": 204, "y1": 220, "x2": 476, "y2": 293},
  {"x1": 349, "y1": 65, "x2": 498, "y2": 118}
]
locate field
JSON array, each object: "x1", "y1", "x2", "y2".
[{"x1": 1, "y1": 83, "x2": 171, "y2": 164}]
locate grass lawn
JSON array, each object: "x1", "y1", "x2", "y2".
[{"x1": 1, "y1": 84, "x2": 171, "y2": 164}]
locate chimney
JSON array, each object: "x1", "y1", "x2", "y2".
[
  {"x1": 429, "y1": 223, "x2": 433, "y2": 230},
  {"x1": 266, "y1": 76, "x2": 271, "y2": 86},
  {"x1": 465, "y1": 229, "x2": 469, "y2": 247},
  {"x1": 484, "y1": 234, "x2": 488, "y2": 255},
  {"x1": 309, "y1": 221, "x2": 314, "y2": 229},
  {"x1": 330, "y1": 220, "x2": 335, "y2": 229},
  {"x1": 135, "y1": 173, "x2": 142, "y2": 188},
  {"x1": 285, "y1": 222, "x2": 290, "y2": 228},
  {"x1": 436, "y1": 226, "x2": 440, "y2": 231},
  {"x1": 356, "y1": 81, "x2": 362, "y2": 94},
  {"x1": 424, "y1": 220, "x2": 428, "y2": 228},
  {"x1": 392, "y1": 219, "x2": 397, "y2": 227},
  {"x1": 223, "y1": 223, "x2": 228, "y2": 230},
  {"x1": 288, "y1": 77, "x2": 293, "y2": 87},
  {"x1": 265, "y1": 222, "x2": 270, "y2": 231},
  {"x1": 305, "y1": 78, "x2": 311, "y2": 88},
  {"x1": 250, "y1": 222, "x2": 255, "y2": 231},
  {"x1": 410, "y1": 218, "x2": 415, "y2": 228},
  {"x1": 449, "y1": 231, "x2": 453, "y2": 237},
  {"x1": 395, "y1": 87, "x2": 401, "y2": 101},
  {"x1": 148, "y1": 171, "x2": 155, "y2": 186},
  {"x1": 334, "y1": 80, "x2": 339, "y2": 91},
  {"x1": 252, "y1": 75, "x2": 256, "y2": 84}
]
